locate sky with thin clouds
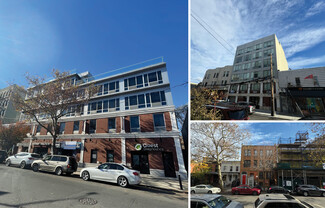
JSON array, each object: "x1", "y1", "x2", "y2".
[
  {"x1": 191, "y1": 0, "x2": 325, "y2": 83},
  {"x1": 238, "y1": 122, "x2": 316, "y2": 145},
  {"x1": 0, "y1": 1, "x2": 188, "y2": 107}
]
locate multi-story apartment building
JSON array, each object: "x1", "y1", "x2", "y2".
[
  {"x1": 228, "y1": 34, "x2": 288, "y2": 111},
  {"x1": 278, "y1": 67, "x2": 325, "y2": 115},
  {"x1": 0, "y1": 85, "x2": 26, "y2": 124},
  {"x1": 201, "y1": 66, "x2": 232, "y2": 100},
  {"x1": 17, "y1": 62, "x2": 187, "y2": 179},
  {"x1": 240, "y1": 145, "x2": 277, "y2": 188},
  {"x1": 277, "y1": 131, "x2": 325, "y2": 190}
]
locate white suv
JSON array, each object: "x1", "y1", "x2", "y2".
[
  {"x1": 5, "y1": 152, "x2": 41, "y2": 169},
  {"x1": 254, "y1": 194, "x2": 313, "y2": 208}
]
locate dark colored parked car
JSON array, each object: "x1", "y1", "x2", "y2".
[
  {"x1": 297, "y1": 184, "x2": 325, "y2": 197},
  {"x1": 191, "y1": 194, "x2": 244, "y2": 208},
  {"x1": 206, "y1": 104, "x2": 249, "y2": 120},
  {"x1": 0, "y1": 150, "x2": 8, "y2": 163},
  {"x1": 267, "y1": 186, "x2": 291, "y2": 194},
  {"x1": 232, "y1": 185, "x2": 261, "y2": 195},
  {"x1": 236, "y1": 101, "x2": 256, "y2": 114}
]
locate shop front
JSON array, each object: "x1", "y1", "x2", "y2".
[{"x1": 126, "y1": 138, "x2": 178, "y2": 178}]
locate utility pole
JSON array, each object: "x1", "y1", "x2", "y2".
[{"x1": 270, "y1": 54, "x2": 276, "y2": 116}]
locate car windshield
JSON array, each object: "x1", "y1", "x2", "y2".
[
  {"x1": 208, "y1": 196, "x2": 231, "y2": 208},
  {"x1": 122, "y1": 164, "x2": 132, "y2": 169},
  {"x1": 228, "y1": 110, "x2": 246, "y2": 120},
  {"x1": 206, "y1": 185, "x2": 213, "y2": 188}
]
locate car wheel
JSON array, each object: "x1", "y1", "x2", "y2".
[
  {"x1": 5, "y1": 159, "x2": 10, "y2": 166},
  {"x1": 55, "y1": 167, "x2": 63, "y2": 176},
  {"x1": 322, "y1": 192, "x2": 325, "y2": 197},
  {"x1": 303, "y1": 191, "x2": 308, "y2": 197},
  {"x1": 235, "y1": 191, "x2": 239, "y2": 195},
  {"x1": 32, "y1": 164, "x2": 39, "y2": 172},
  {"x1": 253, "y1": 191, "x2": 258, "y2": 195},
  {"x1": 82, "y1": 171, "x2": 90, "y2": 181},
  {"x1": 208, "y1": 190, "x2": 212, "y2": 194},
  {"x1": 20, "y1": 161, "x2": 26, "y2": 169},
  {"x1": 117, "y1": 176, "x2": 128, "y2": 188},
  {"x1": 191, "y1": 190, "x2": 195, "y2": 194}
]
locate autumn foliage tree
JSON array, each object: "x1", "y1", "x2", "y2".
[
  {"x1": 191, "y1": 123, "x2": 250, "y2": 188},
  {"x1": 191, "y1": 160, "x2": 211, "y2": 185},
  {"x1": 0, "y1": 122, "x2": 30, "y2": 152},
  {"x1": 190, "y1": 87, "x2": 221, "y2": 120},
  {"x1": 12, "y1": 70, "x2": 96, "y2": 154},
  {"x1": 308, "y1": 123, "x2": 325, "y2": 166}
]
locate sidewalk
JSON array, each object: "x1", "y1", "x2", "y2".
[
  {"x1": 253, "y1": 109, "x2": 302, "y2": 120},
  {"x1": 73, "y1": 168, "x2": 188, "y2": 193}
]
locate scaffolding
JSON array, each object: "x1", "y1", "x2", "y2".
[{"x1": 277, "y1": 131, "x2": 325, "y2": 190}]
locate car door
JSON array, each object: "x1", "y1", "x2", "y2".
[
  {"x1": 11, "y1": 153, "x2": 21, "y2": 164},
  {"x1": 106, "y1": 164, "x2": 124, "y2": 182},
  {"x1": 49, "y1": 156, "x2": 61, "y2": 172},
  {"x1": 196, "y1": 185, "x2": 205, "y2": 194},
  {"x1": 95, "y1": 163, "x2": 110, "y2": 181},
  {"x1": 39, "y1": 155, "x2": 52, "y2": 171}
]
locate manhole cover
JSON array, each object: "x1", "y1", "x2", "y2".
[{"x1": 79, "y1": 198, "x2": 98, "y2": 205}]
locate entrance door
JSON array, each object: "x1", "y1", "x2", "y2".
[
  {"x1": 242, "y1": 174, "x2": 247, "y2": 185},
  {"x1": 162, "y1": 152, "x2": 176, "y2": 178},
  {"x1": 131, "y1": 152, "x2": 150, "y2": 174},
  {"x1": 91, "y1": 150, "x2": 97, "y2": 163}
]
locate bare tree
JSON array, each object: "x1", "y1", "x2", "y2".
[
  {"x1": 308, "y1": 123, "x2": 325, "y2": 166},
  {"x1": 191, "y1": 123, "x2": 250, "y2": 188},
  {"x1": 175, "y1": 105, "x2": 188, "y2": 130},
  {"x1": 12, "y1": 70, "x2": 96, "y2": 154}
]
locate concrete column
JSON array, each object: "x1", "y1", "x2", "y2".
[
  {"x1": 28, "y1": 139, "x2": 33, "y2": 153},
  {"x1": 236, "y1": 85, "x2": 240, "y2": 94},
  {"x1": 170, "y1": 112, "x2": 178, "y2": 131},
  {"x1": 82, "y1": 120, "x2": 86, "y2": 134},
  {"x1": 121, "y1": 117, "x2": 125, "y2": 133},
  {"x1": 173, "y1": 136, "x2": 187, "y2": 180},
  {"x1": 121, "y1": 138, "x2": 126, "y2": 165},
  {"x1": 79, "y1": 138, "x2": 85, "y2": 163},
  {"x1": 235, "y1": 96, "x2": 238, "y2": 103}
]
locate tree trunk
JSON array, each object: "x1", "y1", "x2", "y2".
[
  {"x1": 217, "y1": 162, "x2": 224, "y2": 189},
  {"x1": 51, "y1": 135, "x2": 57, "y2": 155}
]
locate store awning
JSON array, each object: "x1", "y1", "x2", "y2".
[{"x1": 62, "y1": 141, "x2": 77, "y2": 150}]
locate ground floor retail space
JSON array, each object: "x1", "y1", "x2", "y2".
[
  {"x1": 18, "y1": 136, "x2": 187, "y2": 179},
  {"x1": 228, "y1": 94, "x2": 281, "y2": 111}
]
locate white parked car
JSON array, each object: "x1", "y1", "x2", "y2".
[
  {"x1": 254, "y1": 194, "x2": 313, "y2": 208},
  {"x1": 5, "y1": 152, "x2": 41, "y2": 169},
  {"x1": 191, "y1": 184, "x2": 221, "y2": 194},
  {"x1": 80, "y1": 163, "x2": 141, "y2": 187}
]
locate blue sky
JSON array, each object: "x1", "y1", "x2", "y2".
[
  {"x1": 191, "y1": 0, "x2": 325, "y2": 83},
  {"x1": 239, "y1": 122, "x2": 317, "y2": 145},
  {"x1": 0, "y1": 1, "x2": 188, "y2": 107}
]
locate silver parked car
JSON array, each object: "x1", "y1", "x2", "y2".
[
  {"x1": 80, "y1": 163, "x2": 141, "y2": 187},
  {"x1": 5, "y1": 152, "x2": 41, "y2": 169},
  {"x1": 191, "y1": 194, "x2": 244, "y2": 208},
  {"x1": 31, "y1": 155, "x2": 78, "y2": 176}
]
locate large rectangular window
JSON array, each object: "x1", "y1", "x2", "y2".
[
  {"x1": 108, "y1": 118, "x2": 116, "y2": 132},
  {"x1": 73, "y1": 121, "x2": 79, "y2": 132},
  {"x1": 124, "y1": 71, "x2": 163, "y2": 90},
  {"x1": 264, "y1": 40, "x2": 274, "y2": 48},
  {"x1": 130, "y1": 116, "x2": 140, "y2": 132},
  {"x1": 106, "y1": 150, "x2": 114, "y2": 162},
  {"x1": 153, "y1": 113, "x2": 165, "y2": 131},
  {"x1": 244, "y1": 160, "x2": 251, "y2": 167},
  {"x1": 97, "y1": 81, "x2": 119, "y2": 95},
  {"x1": 89, "y1": 119, "x2": 96, "y2": 134},
  {"x1": 59, "y1": 122, "x2": 65, "y2": 134},
  {"x1": 88, "y1": 99, "x2": 119, "y2": 114},
  {"x1": 125, "y1": 91, "x2": 166, "y2": 110}
]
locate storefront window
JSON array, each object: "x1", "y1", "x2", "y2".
[{"x1": 106, "y1": 150, "x2": 114, "y2": 162}]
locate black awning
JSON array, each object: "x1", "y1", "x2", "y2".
[{"x1": 287, "y1": 88, "x2": 325, "y2": 97}]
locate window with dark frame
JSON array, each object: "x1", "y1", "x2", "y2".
[
  {"x1": 130, "y1": 116, "x2": 140, "y2": 132},
  {"x1": 59, "y1": 122, "x2": 65, "y2": 134},
  {"x1": 153, "y1": 113, "x2": 165, "y2": 131},
  {"x1": 106, "y1": 150, "x2": 114, "y2": 162},
  {"x1": 108, "y1": 118, "x2": 116, "y2": 132},
  {"x1": 73, "y1": 121, "x2": 79, "y2": 132},
  {"x1": 89, "y1": 120, "x2": 96, "y2": 134}
]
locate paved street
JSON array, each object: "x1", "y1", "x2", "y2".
[
  {"x1": 0, "y1": 164, "x2": 187, "y2": 208},
  {"x1": 224, "y1": 193, "x2": 325, "y2": 208}
]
